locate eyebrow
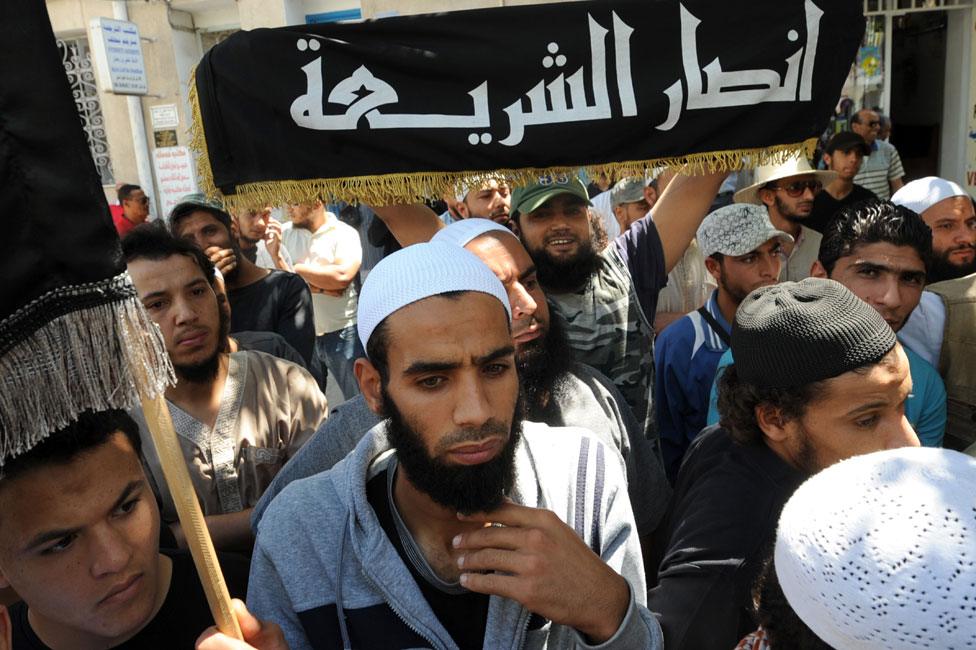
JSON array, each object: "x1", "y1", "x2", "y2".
[
  {"x1": 850, "y1": 261, "x2": 925, "y2": 279},
  {"x1": 23, "y1": 480, "x2": 144, "y2": 552},
  {"x1": 402, "y1": 345, "x2": 515, "y2": 376},
  {"x1": 140, "y1": 278, "x2": 208, "y2": 303}
]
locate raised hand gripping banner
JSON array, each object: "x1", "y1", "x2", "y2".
[{"x1": 191, "y1": 0, "x2": 864, "y2": 209}]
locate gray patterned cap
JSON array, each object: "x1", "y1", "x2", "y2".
[
  {"x1": 697, "y1": 203, "x2": 794, "y2": 258},
  {"x1": 610, "y1": 177, "x2": 646, "y2": 208}
]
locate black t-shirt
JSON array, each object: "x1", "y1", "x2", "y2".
[
  {"x1": 366, "y1": 469, "x2": 489, "y2": 650},
  {"x1": 806, "y1": 183, "x2": 877, "y2": 234},
  {"x1": 9, "y1": 550, "x2": 250, "y2": 649},
  {"x1": 227, "y1": 270, "x2": 315, "y2": 366}
]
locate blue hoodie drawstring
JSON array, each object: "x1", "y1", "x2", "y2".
[{"x1": 335, "y1": 513, "x2": 353, "y2": 650}]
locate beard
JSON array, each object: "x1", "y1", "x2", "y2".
[
  {"x1": 774, "y1": 196, "x2": 812, "y2": 224},
  {"x1": 382, "y1": 387, "x2": 524, "y2": 515},
  {"x1": 517, "y1": 315, "x2": 575, "y2": 420},
  {"x1": 527, "y1": 237, "x2": 602, "y2": 293},
  {"x1": 174, "y1": 303, "x2": 229, "y2": 384},
  {"x1": 929, "y1": 246, "x2": 976, "y2": 283}
]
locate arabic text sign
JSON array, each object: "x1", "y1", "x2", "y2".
[
  {"x1": 194, "y1": 0, "x2": 865, "y2": 198},
  {"x1": 151, "y1": 104, "x2": 180, "y2": 130},
  {"x1": 88, "y1": 18, "x2": 148, "y2": 95},
  {"x1": 152, "y1": 147, "x2": 198, "y2": 216}
]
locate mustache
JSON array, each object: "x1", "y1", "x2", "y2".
[
  {"x1": 434, "y1": 420, "x2": 509, "y2": 453},
  {"x1": 948, "y1": 243, "x2": 976, "y2": 253}
]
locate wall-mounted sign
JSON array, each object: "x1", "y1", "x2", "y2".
[
  {"x1": 89, "y1": 18, "x2": 148, "y2": 95},
  {"x1": 150, "y1": 104, "x2": 180, "y2": 130},
  {"x1": 152, "y1": 147, "x2": 198, "y2": 216}
]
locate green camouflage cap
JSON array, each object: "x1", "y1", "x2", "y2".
[
  {"x1": 511, "y1": 175, "x2": 591, "y2": 219},
  {"x1": 168, "y1": 192, "x2": 231, "y2": 231}
]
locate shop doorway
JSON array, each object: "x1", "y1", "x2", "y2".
[{"x1": 890, "y1": 11, "x2": 947, "y2": 180}]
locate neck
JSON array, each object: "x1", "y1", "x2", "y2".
[
  {"x1": 768, "y1": 209, "x2": 801, "y2": 239},
  {"x1": 165, "y1": 354, "x2": 230, "y2": 427},
  {"x1": 28, "y1": 554, "x2": 172, "y2": 650},
  {"x1": 224, "y1": 255, "x2": 268, "y2": 290},
  {"x1": 714, "y1": 289, "x2": 738, "y2": 327},
  {"x1": 392, "y1": 465, "x2": 485, "y2": 580},
  {"x1": 826, "y1": 177, "x2": 854, "y2": 200},
  {"x1": 306, "y1": 209, "x2": 328, "y2": 233}
]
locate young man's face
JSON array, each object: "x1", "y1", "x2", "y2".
[
  {"x1": 613, "y1": 199, "x2": 651, "y2": 232},
  {"x1": 518, "y1": 194, "x2": 593, "y2": 263},
  {"x1": 128, "y1": 254, "x2": 222, "y2": 374},
  {"x1": 921, "y1": 196, "x2": 976, "y2": 278},
  {"x1": 707, "y1": 238, "x2": 784, "y2": 303},
  {"x1": 823, "y1": 148, "x2": 864, "y2": 181},
  {"x1": 464, "y1": 233, "x2": 549, "y2": 350},
  {"x1": 459, "y1": 180, "x2": 511, "y2": 225},
  {"x1": 235, "y1": 207, "x2": 271, "y2": 245},
  {"x1": 174, "y1": 210, "x2": 236, "y2": 253},
  {"x1": 364, "y1": 292, "x2": 519, "y2": 470},
  {"x1": 765, "y1": 346, "x2": 919, "y2": 473},
  {"x1": 0, "y1": 433, "x2": 164, "y2": 647},
  {"x1": 759, "y1": 174, "x2": 821, "y2": 223},
  {"x1": 824, "y1": 242, "x2": 926, "y2": 332}
]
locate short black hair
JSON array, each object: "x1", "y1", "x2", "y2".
[
  {"x1": 817, "y1": 200, "x2": 932, "y2": 276},
  {"x1": 169, "y1": 203, "x2": 233, "y2": 236},
  {"x1": 122, "y1": 223, "x2": 216, "y2": 288},
  {"x1": 754, "y1": 557, "x2": 833, "y2": 649},
  {"x1": 716, "y1": 364, "x2": 825, "y2": 446},
  {"x1": 118, "y1": 184, "x2": 142, "y2": 204},
  {"x1": 0, "y1": 410, "x2": 141, "y2": 485}
]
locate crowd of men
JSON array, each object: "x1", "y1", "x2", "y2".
[{"x1": 3, "y1": 111, "x2": 976, "y2": 650}]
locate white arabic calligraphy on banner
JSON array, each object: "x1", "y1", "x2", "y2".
[{"x1": 289, "y1": 1, "x2": 824, "y2": 144}]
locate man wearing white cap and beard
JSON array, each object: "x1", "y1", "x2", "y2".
[
  {"x1": 895, "y1": 177, "x2": 976, "y2": 452},
  {"x1": 892, "y1": 176, "x2": 976, "y2": 283},
  {"x1": 247, "y1": 242, "x2": 661, "y2": 649},
  {"x1": 253, "y1": 218, "x2": 671, "y2": 557},
  {"x1": 735, "y1": 156, "x2": 837, "y2": 281}
]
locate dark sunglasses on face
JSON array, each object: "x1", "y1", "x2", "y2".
[{"x1": 766, "y1": 180, "x2": 823, "y2": 197}]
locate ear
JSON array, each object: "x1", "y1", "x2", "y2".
[
  {"x1": 455, "y1": 201, "x2": 471, "y2": 219},
  {"x1": 703, "y1": 256, "x2": 722, "y2": 282},
  {"x1": 758, "y1": 188, "x2": 775, "y2": 209},
  {"x1": 822, "y1": 152, "x2": 832, "y2": 169},
  {"x1": 810, "y1": 260, "x2": 829, "y2": 279},
  {"x1": 355, "y1": 358, "x2": 384, "y2": 415},
  {"x1": 229, "y1": 220, "x2": 240, "y2": 239},
  {"x1": 0, "y1": 564, "x2": 11, "y2": 590},
  {"x1": 754, "y1": 403, "x2": 792, "y2": 443}
]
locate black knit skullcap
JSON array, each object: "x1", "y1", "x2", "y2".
[{"x1": 731, "y1": 278, "x2": 897, "y2": 388}]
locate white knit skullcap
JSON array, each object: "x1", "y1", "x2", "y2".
[
  {"x1": 775, "y1": 447, "x2": 976, "y2": 650},
  {"x1": 431, "y1": 218, "x2": 516, "y2": 248},
  {"x1": 891, "y1": 176, "x2": 969, "y2": 214},
  {"x1": 356, "y1": 241, "x2": 511, "y2": 350}
]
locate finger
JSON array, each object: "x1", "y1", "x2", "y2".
[
  {"x1": 453, "y1": 525, "x2": 527, "y2": 551},
  {"x1": 459, "y1": 571, "x2": 522, "y2": 601},
  {"x1": 231, "y1": 599, "x2": 263, "y2": 639},
  {"x1": 457, "y1": 548, "x2": 527, "y2": 574},
  {"x1": 458, "y1": 501, "x2": 550, "y2": 529}
]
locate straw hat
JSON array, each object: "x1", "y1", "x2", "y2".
[{"x1": 733, "y1": 155, "x2": 837, "y2": 205}]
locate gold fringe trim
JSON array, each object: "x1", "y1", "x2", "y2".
[{"x1": 189, "y1": 66, "x2": 818, "y2": 211}]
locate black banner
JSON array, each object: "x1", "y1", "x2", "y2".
[{"x1": 192, "y1": 0, "x2": 864, "y2": 207}]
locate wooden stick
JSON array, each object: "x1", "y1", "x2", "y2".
[{"x1": 138, "y1": 390, "x2": 243, "y2": 640}]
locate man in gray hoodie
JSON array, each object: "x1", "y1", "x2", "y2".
[{"x1": 248, "y1": 242, "x2": 662, "y2": 649}]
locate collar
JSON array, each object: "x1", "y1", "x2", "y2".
[{"x1": 699, "y1": 290, "x2": 731, "y2": 352}]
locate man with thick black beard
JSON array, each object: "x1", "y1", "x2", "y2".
[
  {"x1": 247, "y1": 242, "x2": 662, "y2": 649},
  {"x1": 509, "y1": 171, "x2": 727, "y2": 427},
  {"x1": 122, "y1": 226, "x2": 327, "y2": 552},
  {"x1": 252, "y1": 219, "x2": 671, "y2": 544}
]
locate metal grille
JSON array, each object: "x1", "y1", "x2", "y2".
[
  {"x1": 864, "y1": 0, "x2": 974, "y2": 15},
  {"x1": 56, "y1": 37, "x2": 114, "y2": 185}
]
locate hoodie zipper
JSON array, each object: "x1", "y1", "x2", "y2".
[{"x1": 362, "y1": 569, "x2": 450, "y2": 650}]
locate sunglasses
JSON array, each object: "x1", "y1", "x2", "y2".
[{"x1": 766, "y1": 180, "x2": 822, "y2": 197}]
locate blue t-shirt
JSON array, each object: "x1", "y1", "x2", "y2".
[{"x1": 706, "y1": 345, "x2": 947, "y2": 447}]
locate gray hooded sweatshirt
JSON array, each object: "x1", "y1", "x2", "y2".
[{"x1": 248, "y1": 420, "x2": 663, "y2": 650}]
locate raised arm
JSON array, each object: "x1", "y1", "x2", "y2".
[
  {"x1": 651, "y1": 170, "x2": 728, "y2": 274},
  {"x1": 370, "y1": 203, "x2": 445, "y2": 246}
]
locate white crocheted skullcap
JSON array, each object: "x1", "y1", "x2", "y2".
[
  {"x1": 775, "y1": 446, "x2": 976, "y2": 650},
  {"x1": 431, "y1": 218, "x2": 517, "y2": 249},
  {"x1": 891, "y1": 176, "x2": 969, "y2": 215},
  {"x1": 357, "y1": 241, "x2": 511, "y2": 351},
  {"x1": 697, "y1": 203, "x2": 794, "y2": 258}
]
